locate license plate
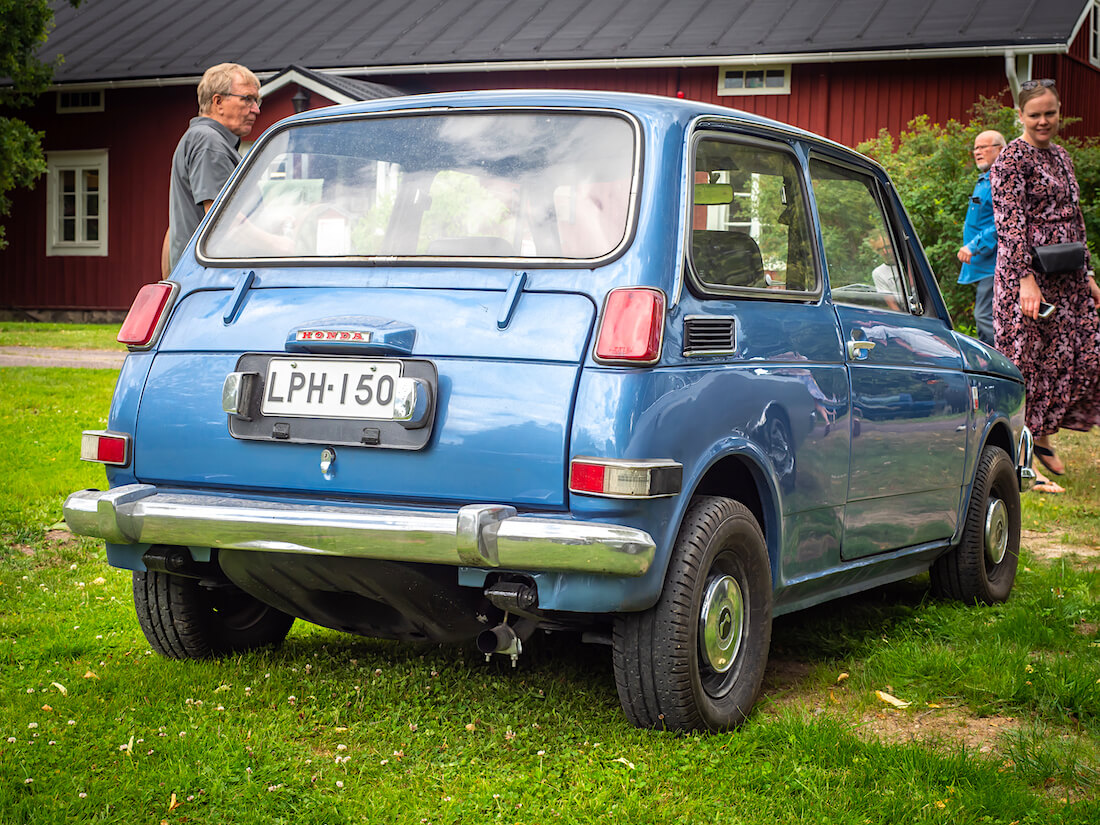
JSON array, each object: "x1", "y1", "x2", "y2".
[{"x1": 261, "y1": 358, "x2": 403, "y2": 420}]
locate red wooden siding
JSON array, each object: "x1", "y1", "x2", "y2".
[
  {"x1": 421, "y1": 57, "x2": 1015, "y2": 146},
  {"x1": 1, "y1": 87, "x2": 182, "y2": 313},
  {"x1": 0, "y1": 85, "x2": 307, "y2": 312}
]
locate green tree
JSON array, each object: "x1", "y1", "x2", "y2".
[
  {"x1": 856, "y1": 96, "x2": 1100, "y2": 331},
  {"x1": 0, "y1": 0, "x2": 81, "y2": 249}
]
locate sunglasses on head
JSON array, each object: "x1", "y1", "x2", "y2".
[{"x1": 1019, "y1": 79, "x2": 1056, "y2": 91}]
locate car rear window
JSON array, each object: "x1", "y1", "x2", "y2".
[{"x1": 200, "y1": 110, "x2": 638, "y2": 263}]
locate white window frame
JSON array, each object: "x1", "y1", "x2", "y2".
[
  {"x1": 717, "y1": 65, "x2": 791, "y2": 96},
  {"x1": 56, "y1": 89, "x2": 105, "y2": 113},
  {"x1": 46, "y1": 150, "x2": 109, "y2": 257},
  {"x1": 1091, "y1": 1, "x2": 1100, "y2": 68}
]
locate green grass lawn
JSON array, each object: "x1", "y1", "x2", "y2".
[
  {"x1": 1, "y1": 363, "x2": 1098, "y2": 823},
  {"x1": 0, "y1": 321, "x2": 123, "y2": 350}
]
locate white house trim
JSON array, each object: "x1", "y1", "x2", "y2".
[{"x1": 257, "y1": 69, "x2": 359, "y2": 105}]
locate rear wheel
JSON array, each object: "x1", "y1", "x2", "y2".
[
  {"x1": 134, "y1": 570, "x2": 294, "y2": 659},
  {"x1": 612, "y1": 496, "x2": 772, "y2": 731},
  {"x1": 931, "y1": 445, "x2": 1020, "y2": 604}
]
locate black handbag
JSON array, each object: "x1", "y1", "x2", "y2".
[{"x1": 1031, "y1": 242, "x2": 1087, "y2": 275}]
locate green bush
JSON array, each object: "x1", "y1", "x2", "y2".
[{"x1": 855, "y1": 97, "x2": 1100, "y2": 329}]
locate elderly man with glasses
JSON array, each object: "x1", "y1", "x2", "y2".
[
  {"x1": 162, "y1": 63, "x2": 263, "y2": 275},
  {"x1": 956, "y1": 129, "x2": 1007, "y2": 347}
]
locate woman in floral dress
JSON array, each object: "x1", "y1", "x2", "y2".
[{"x1": 990, "y1": 80, "x2": 1100, "y2": 493}]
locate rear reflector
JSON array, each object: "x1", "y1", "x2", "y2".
[
  {"x1": 80, "y1": 430, "x2": 131, "y2": 466},
  {"x1": 117, "y1": 281, "x2": 179, "y2": 348},
  {"x1": 594, "y1": 287, "x2": 665, "y2": 363},
  {"x1": 569, "y1": 457, "x2": 682, "y2": 499}
]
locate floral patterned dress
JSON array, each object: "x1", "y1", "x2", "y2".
[{"x1": 990, "y1": 138, "x2": 1100, "y2": 437}]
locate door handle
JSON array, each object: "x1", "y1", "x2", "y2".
[{"x1": 847, "y1": 339, "x2": 876, "y2": 360}]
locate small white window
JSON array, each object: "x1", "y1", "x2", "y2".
[
  {"x1": 57, "y1": 90, "x2": 105, "y2": 113},
  {"x1": 46, "y1": 150, "x2": 108, "y2": 257},
  {"x1": 718, "y1": 65, "x2": 791, "y2": 96},
  {"x1": 1091, "y1": 1, "x2": 1100, "y2": 69}
]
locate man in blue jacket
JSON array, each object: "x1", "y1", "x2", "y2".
[{"x1": 956, "y1": 130, "x2": 1006, "y2": 347}]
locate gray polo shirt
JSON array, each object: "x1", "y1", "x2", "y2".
[{"x1": 168, "y1": 116, "x2": 241, "y2": 268}]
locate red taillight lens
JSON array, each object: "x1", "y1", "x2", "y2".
[
  {"x1": 118, "y1": 282, "x2": 177, "y2": 348},
  {"x1": 569, "y1": 460, "x2": 607, "y2": 493},
  {"x1": 80, "y1": 431, "x2": 130, "y2": 466},
  {"x1": 594, "y1": 288, "x2": 665, "y2": 363}
]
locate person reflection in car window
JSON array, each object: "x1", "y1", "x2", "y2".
[{"x1": 867, "y1": 232, "x2": 903, "y2": 311}]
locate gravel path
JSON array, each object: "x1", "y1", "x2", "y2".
[{"x1": 0, "y1": 346, "x2": 126, "y2": 369}]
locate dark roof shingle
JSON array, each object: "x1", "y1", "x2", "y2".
[{"x1": 43, "y1": 0, "x2": 1091, "y2": 84}]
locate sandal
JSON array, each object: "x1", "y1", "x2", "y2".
[
  {"x1": 1034, "y1": 444, "x2": 1065, "y2": 476},
  {"x1": 1032, "y1": 472, "x2": 1066, "y2": 494},
  {"x1": 1033, "y1": 479, "x2": 1066, "y2": 494}
]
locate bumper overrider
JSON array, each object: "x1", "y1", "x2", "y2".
[
  {"x1": 63, "y1": 485, "x2": 656, "y2": 577},
  {"x1": 1017, "y1": 427, "x2": 1036, "y2": 492}
]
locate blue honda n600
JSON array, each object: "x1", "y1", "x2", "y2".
[{"x1": 66, "y1": 90, "x2": 1033, "y2": 731}]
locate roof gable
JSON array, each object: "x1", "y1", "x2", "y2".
[{"x1": 259, "y1": 65, "x2": 404, "y2": 103}]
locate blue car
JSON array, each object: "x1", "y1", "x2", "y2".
[{"x1": 65, "y1": 90, "x2": 1033, "y2": 732}]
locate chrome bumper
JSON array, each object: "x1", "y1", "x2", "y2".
[{"x1": 63, "y1": 485, "x2": 656, "y2": 577}]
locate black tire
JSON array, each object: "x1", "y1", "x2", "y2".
[
  {"x1": 133, "y1": 570, "x2": 294, "y2": 659},
  {"x1": 930, "y1": 445, "x2": 1020, "y2": 604},
  {"x1": 612, "y1": 496, "x2": 772, "y2": 731}
]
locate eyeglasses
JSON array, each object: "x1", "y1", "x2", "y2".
[
  {"x1": 973, "y1": 143, "x2": 1002, "y2": 151},
  {"x1": 219, "y1": 92, "x2": 262, "y2": 109},
  {"x1": 1019, "y1": 79, "x2": 1056, "y2": 91}
]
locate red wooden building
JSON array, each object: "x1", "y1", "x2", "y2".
[{"x1": 3, "y1": 0, "x2": 1099, "y2": 316}]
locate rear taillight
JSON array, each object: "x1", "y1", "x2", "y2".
[
  {"x1": 117, "y1": 281, "x2": 179, "y2": 349},
  {"x1": 594, "y1": 287, "x2": 665, "y2": 363},
  {"x1": 569, "y1": 457, "x2": 682, "y2": 499},
  {"x1": 80, "y1": 431, "x2": 131, "y2": 467}
]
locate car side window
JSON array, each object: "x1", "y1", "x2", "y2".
[
  {"x1": 690, "y1": 137, "x2": 816, "y2": 294},
  {"x1": 809, "y1": 158, "x2": 908, "y2": 313}
]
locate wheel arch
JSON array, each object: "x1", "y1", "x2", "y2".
[
  {"x1": 946, "y1": 416, "x2": 1017, "y2": 553},
  {"x1": 982, "y1": 417, "x2": 1016, "y2": 464},
  {"x1": 931, "y1": 438, "x2": 1021, "y2": 604},
  {"x1": 681, "y1": 447, "x2": 782, "y2": 584}
]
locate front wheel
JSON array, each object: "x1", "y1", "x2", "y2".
[
  {"x1": 930, "y1": 444, "x2": 1020, "y2": 604},
  {"x1": 134, "y1": 570, "x2": 294, "y2": 659},
  {"x1": 612, "y1": 496, "x2": 772, "y2": 731}
]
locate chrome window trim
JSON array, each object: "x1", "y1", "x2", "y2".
[
  {"x1": 196, "y1": 106, "x2": 643, "y2": 269},
  {"x1": 683, "y1": 126, "x2": 824, "y2": 303}
]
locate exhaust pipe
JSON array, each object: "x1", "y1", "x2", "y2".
[{"x1": 477, "y1": 623, "x2": 522, "y2": 664}]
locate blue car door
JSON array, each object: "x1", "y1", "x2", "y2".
[{"x1": 810, "y1": 156, "x2": 970, "y2": 559}]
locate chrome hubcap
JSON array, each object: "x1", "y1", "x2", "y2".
[
  {"x1": 699, "y1": 574, "x2": 744, "y2": 673},
  {"x1": 984, "y1": 497, "x2": 1008, "y2": 565}
]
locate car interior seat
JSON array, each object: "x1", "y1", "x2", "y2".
[{"x1": 692, "y1": 229, "x2": 765, "y2": 288}]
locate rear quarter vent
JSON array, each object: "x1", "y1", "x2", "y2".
[{"x1": 683, "y1": 316, "x2": 736, "y2": 356}]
